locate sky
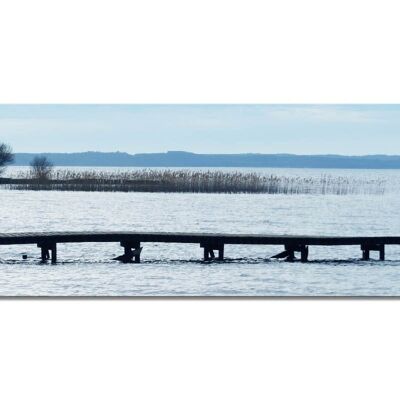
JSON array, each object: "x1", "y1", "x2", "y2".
[{"x1": 0, "y1": 104, "x2": 399, "y2": 155}]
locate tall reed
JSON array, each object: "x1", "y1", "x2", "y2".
[{"x1": 0, "y1": 169, "x2": 386, "y2": 195}]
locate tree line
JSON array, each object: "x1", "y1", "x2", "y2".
[{"x1": 0, "y1": 142, "x2": 53, "y2": 180}]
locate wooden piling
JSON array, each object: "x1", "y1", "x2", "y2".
[
  {"x1": 134, "y1": 243, "x2": 141, "y2": 263},
  {"x1": 279, "y1": 244, "x2": 309, "y2": 262},
  {"x1": 124, "y1": 246, "x2": 132, "y2": 258},
  {"x1": 380, "y1": 245, "x2": 385, "y2": 261},
  {"x1": 203, "y1": 247, "x2": 215, "y2": 261},
  {"x1": 284, "y1": 245, "x2": 296, "y2": 262},
  {"x1": 38, "y1": 242, "x2": 57, "y2": 263},
  {"x1": 361, "y1": 244, "x2": 385, "y2": 261},
  {"x1": 300, "y1": 246, "x2": 309, "y2": 263},
  {"x1": 201, "y1": 243, "x2": 223, "y2": 262},
  {"x1": 120, "y1": 241, "x2": 142, "y2": 263},
  {"x1": 218, "y1": 244, "x2": 224, "y2": 261},
  {"x1": 203, "y1": 247, "x2": 209, "y2": 261},
  {"x1": 40, "y1": 247, "x2": 48, "y2": 262},
  {"x1": 51, "y1": 243, "x2": 57, "y2": 264}
]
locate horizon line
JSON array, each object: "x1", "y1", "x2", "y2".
[{"x1": 11, "y1": 150, "x2": 400, "y2": 157}]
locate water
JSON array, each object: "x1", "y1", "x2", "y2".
[{"x1": 1, "y1": 167, "x2": 400, "y2": 296}]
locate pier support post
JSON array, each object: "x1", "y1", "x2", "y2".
[
  {"x1": 218, "y1": 244, "x2": 224, "y2": 261},
  {"x1": 286, "y1": 245, "x2": 309, "y2": 262},
  {"x1": 361, "y1": 244, "x2": 385, "y2": 261},
  {"x1": 300, "y1": 246, "x2": 309, "y2": 263},
  {"x1": 380, "y1": 245, "x2": 385, "y2": 261},
  {"x1": 38, "y1": 242, "x2": 57, "y2": 263},
  {"x1": 40, "y1": 247, "x2": 49, "y2": 261},
  {"x1": 203, "y1": 247, "x2": 212, "y2": 261},
  {"x1": 135, "y1": 244, "x2": 141, "y2": 263},
  {"x1": 285, "y1": 245, "x2": 295, "y2": 262},
  {"x1": 119, "y1": 241, "x2": 142, "y2": 263},
  {"x1": 272, "y1": 244, "x2": 309, "y2": 262},
  {"x1": 51, "y1": 243, "x2": 57, "y2": 264},
  {"x1": 203, "y1": 247, "x2": 207, "y2": 261},
  {"x1": 362, "y1": 248, "x2": 370, "y2": 261},
  {"x1": 201, "y1": 243, "x2": 224, "y2": 262}
]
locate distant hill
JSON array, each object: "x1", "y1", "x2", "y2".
[{"x1": 12, "y1": 151, "x2": 400, "y2": 169}]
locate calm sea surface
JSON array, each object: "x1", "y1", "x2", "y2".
[{"x1": 1, "y1": 167, "x2": 400, "y2": 296}]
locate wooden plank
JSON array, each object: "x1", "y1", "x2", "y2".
[{"x1": 0, "y1": 231, "x2": 400, "y2": 247}]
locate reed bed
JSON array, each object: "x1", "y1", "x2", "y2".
[{"x1": 0, "y1": 169, "x2": 386, "y2": 195}]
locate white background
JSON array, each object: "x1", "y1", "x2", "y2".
[{"x1": 1, "y1": 0, "x2": 400, "y2": 399}]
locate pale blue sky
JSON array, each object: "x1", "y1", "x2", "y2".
[{"x1": 0, "y1": 105, "x2": 399, "y2": 154}]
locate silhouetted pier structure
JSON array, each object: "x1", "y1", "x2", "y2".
[{"x1": 0, "y1": 232, "x2": 399, "y2": 263}]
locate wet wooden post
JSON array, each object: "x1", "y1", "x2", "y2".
[
  {"x1": 284, "y1": 245, "x2": 295, "y2": 262},
  {"x1": 380, "y1": 244, "x2": 385, "y2": 261},
  {"x1": 51, "y1": 243, "x2": 57, "y2": 264},
  {"x1": 272, "y1": 244, "x2": 309, "y2": 262},
  {"x1": 203, "y1": 247, "x2": 215, "y2": 260},
  {"x1": 120, "y1": 241, "x2": 142, "y2": 263},
  {"x1": 202, "y1": 244, "x2": 211, "y2": 261},
  {"x1": 300, "y1": 246, "x2": 309, "y2": 263},
  {"x1": 361, "y1": 244, "x2": 385, "y2": 261},
  {"x1": 362, "y1": 247, "x2": 370, "y2": 261},
  {"x1": 134, "y1": 242, "x2": 141, "y2": 263},
  {"x1": 40, "y1": 246, "x2": 48, "y2": 262},
  {"x1": 201, "y1": 243, "x2": 223, "y2": 261},
  {"x1": 218, "y1": 244, "x2": 224, "y2": 261},
  {"x1": 123, "y1": 245, "x2": 133, "y2": 261},
  {"x1": 203, "y1": 247, "x2": 209, "y2": 261},
  {"x1": 38, "y1": 242, "x2": 57, "y2": 263}
]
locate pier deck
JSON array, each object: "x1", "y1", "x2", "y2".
[{"x1": 0, "y1": 231, "x2": 399, "y2": 263}]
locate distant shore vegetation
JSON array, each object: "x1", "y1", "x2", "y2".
[
  {"x1": 0, "y1": 143, "x2": 14, "y2": 176},
  {"x1": 0, "y1": 168, "x2": 386, "y2": 195}
]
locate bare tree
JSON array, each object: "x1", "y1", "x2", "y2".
[
  {"x1": 0, "y1": 143, "x2": 14, "y2": 176},
  {"x1": 30, "y1": 156, "x2": 54, "y2": 181}
]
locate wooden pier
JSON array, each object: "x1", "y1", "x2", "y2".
[{"x1": 1, "y1": 231, "x2": 400, "y2": 263}]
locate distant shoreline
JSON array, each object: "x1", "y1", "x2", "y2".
[{"x1": 10, "y1": 151, "x2": 400, "y2": 169}]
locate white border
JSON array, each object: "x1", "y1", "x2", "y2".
[
  {"x1": 1, "y1": 0, "x2": 400, "y2": 103},
  {"x1": 1, "y1": 300, "x2": 399, "y2": 400},
  {"x1": 1, "y1": 0, "x2": 400, "y2": 399}
]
